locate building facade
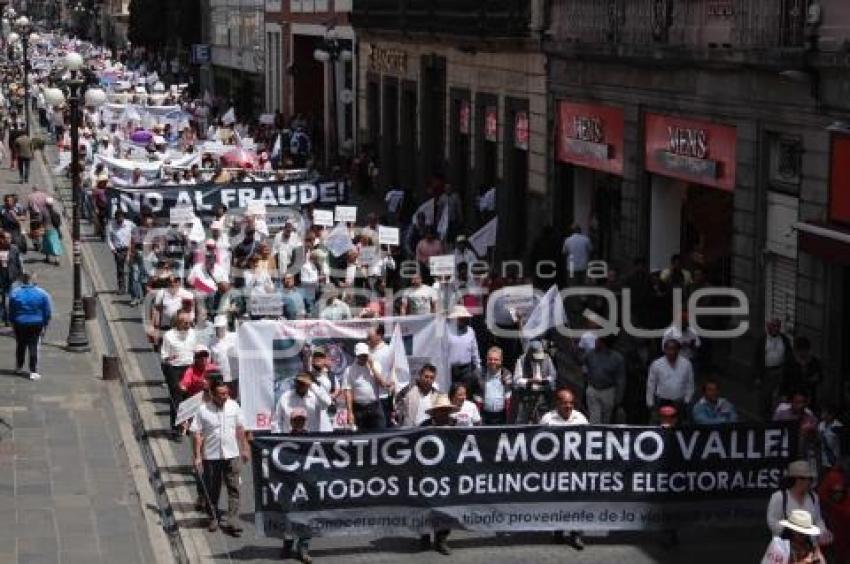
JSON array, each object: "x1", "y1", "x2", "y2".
[
  {"x1": 547, "y1": 0, "x2": 850, "y2": 406},
  {"x1": 351, "y1": 0, "x2": 548, "y2": 259},
  {"x1": 203, "y1": 0, "x2": 264, "y2": 119},
  {"x1": 264, "y1": 0, "x2": 354, "y2": 165}
]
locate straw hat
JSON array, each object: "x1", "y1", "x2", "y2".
[
  {"x1": 426, "y1": 394, "x2": 460, "y2": 415},
  {"x1": 778, "y1": 510, "x2": 821, "y2": 536}
]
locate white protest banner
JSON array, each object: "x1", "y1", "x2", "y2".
[
  {"x1": 312, "y1": 209, "x2": 334, "y2": 227},
  {"x1": 429, "y1": 254, "x2": 456, "y2": 277},
  {"x1": 265, "y1": 207, "x2": 303, "y2": 233},
  {"x1": 334, "y1": 205, "x2": 358, "y2": 224},
  {"x1": 246, "y1": 200, "x2": 267, "y2": 216},
  {"x1": 175, "y1": 391, "x2": 205, "y2": 426},
  {"x1": 170, "y1": 205, "x2": 196, "y2": 225},
  {"x1": 249, "y1": 293, "x2": 284, "y2": 317},
  {"x1": 378, "y1": 225, "x2": 400, "y2": 246},
  {"x1": 237, "y1": 315, "x2": 448, "y2": 430}
]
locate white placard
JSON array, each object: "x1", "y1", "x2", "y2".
[
  {"x1": 169, "y1": 206, "x2": 195, "y2": 225},
  {"x1": 259, "y1": 113, "x2": 275, "y2": 125},
  {"x1": 378, "y1": 225, "x2": 400, "y2": 246},
  {"x1": 334, "y1": 205, "x2": 357, "y2": 224},
  {"x1": 175, "y1": 391, "x2": 204, "y2": 426},
  {"x1": 429, "y1": 254, "x2": 456, "y2": 277},
  {"x1": 313, "y1": 209, "x2": 334, "y2": 227},
  {"x1": 249, "y1": 293, "x2": 284, "y2": 317}
]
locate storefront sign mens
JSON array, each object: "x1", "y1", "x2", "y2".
[{"x1": 252, "y1": 424, "x2": 794, "y2": 537}]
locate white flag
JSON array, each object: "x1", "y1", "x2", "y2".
[
  {"x1": 413, "y1": 198, "x2": 436, "y2": 225},
  {"x1": 522, "y1": 284, "x2": 567, "y2": 340},
  {"x1": 271, "y1": 133, "x2": 282, "y2": 158},
  {"x1": 389, "y1": 323, "x2": 410, "y2": 388},
  {"x1": 436, "y1": 202, "x2": 449, "y2": 240},
  {"x1": 468, "y1": 216, "x2": 498, "y2": 257},
  {"x1": 411, "y1": 317, "x2": 451, "y2": 393},
  {"x1": 222, "y1": 106, "x2": 236, "y2": 125}
]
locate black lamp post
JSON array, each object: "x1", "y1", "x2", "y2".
[
  {"x1": 13, "y1": 15, "x2": 32, "y2": 136},
  {"x1": 313, "y1": 26, "x2": 352, "y2": 169},
  {"x1": 45, "y1": 52, "x2": 107, "y2": 352}
]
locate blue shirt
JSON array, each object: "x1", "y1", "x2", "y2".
[
  {"x1": 691, "y1": 397, "x2": 738, "y2": 425},
  {"x1": 483, "y1": 371, "x2": 507, "y2": 413},
  {"x1": 9, "y1": 284, "x2": 52, "y2": 326}
]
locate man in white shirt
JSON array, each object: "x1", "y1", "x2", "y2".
[
  {"x1": 400, "y1": 272, "x2": 437, "y2": 315},
  {"x1": 447, "y1": 305, "x2": 481, "y2": 394},
  {"x1": 343, "y1": 342, "x2": 392, "y2": 431},
  {"x1": 191, "y1": 381, "x2": 249, "y2": 535},
  {"x1": 106, "y1": 209, "x2": 135, "y2": 294},
  {"x1": 646, "y1": 338, "x2": 695, "y2": 421},
  {"x1": 161, "y1": 312, "x2": 198, "y2": 438},
  {"x1": 273, "y1": 221, "x2": 302, "y2": 276},
  {"x1": 540, "y1": 387, "x2": 588, "y2": 550},
  {"x1": 395, "y1": 364, "x2": 439, "y2": 427},
  {"x1": 367, "y1": 326, "x2": 395, "y2": 427},
  {"x1": 561, "y1": 225, "x2": 592, "y2": 286},
  {"x1": 210, "y1": 315, "x2": 238, "y2": 385},
  {"x1": 273, "y1": 373, "x2": 333, "y2": 433}
]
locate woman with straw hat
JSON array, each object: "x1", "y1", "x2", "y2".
[
  {"x1": 767, "y1": 460, "x2": 832, "y2": 548},
  {"x1": 761, "y1": 509, "x2": 826, "y2": 564}
]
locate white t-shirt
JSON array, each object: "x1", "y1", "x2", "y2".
[
  {"x1": 452, "y1": 400, "x2": 481, "y2": 427},
  {"x1": 156, "y1": 287, "x2": 194, "y2": 327},
  {"x1": 404, "y1": 285, "x2": 436, "y2": 315},
  {"x1": 540, "y1": 409, "x2": 589, "y2": 426},
  {"x1": 343, "y1": 362, "x2": 382, "y2": 404}
]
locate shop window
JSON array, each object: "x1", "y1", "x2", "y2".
[{"x1": 768, "y1": 133, "x2": 802, "y2": 196}]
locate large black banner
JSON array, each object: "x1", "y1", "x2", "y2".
[
  {"x1": 107, "y1": 179, "x2": 348, "y2": 220},
  {"x1": 251, "y1": 424, "x2": 795, "y2": 537}
]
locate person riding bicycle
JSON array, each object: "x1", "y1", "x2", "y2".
[{"x1": 512, "y1": 340, "x2": 557, "y2": 423}]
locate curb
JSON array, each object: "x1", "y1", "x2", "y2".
[{"x1": 35, "y1": 149, "x2": 202, "y2": 563}]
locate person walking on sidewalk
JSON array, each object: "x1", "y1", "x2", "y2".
[
  {"x1": 9, "y1": 272, "x2": 51, "y2": 381},
  {"x1": 0, "y1": 230, "x2": 23, "y2": 325},
  {"x1": 161, "y1": 312, "x2": 199, "y2": 440},
  {"x1": 14, "y1": 131, "x2": 32, "y2": 184},
  {"x1": 106, "y1": 209, "x2": 135, "y2": 294},
  {"x1": 41, "y1": 197, "x2": 63, "y2": 266},
  {"x1": 191, "y1": 380, "x2": 250, "y2": 537}
]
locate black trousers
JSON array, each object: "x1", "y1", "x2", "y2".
[
  {"x1": 353, "y1": 401, "x2": 386, "y2": 431},
  {"x1": 481, "y1": 410, "x2": 506, "y2": 425},
  {"x1": 162, "y1": 363, "x2": 188, "y2": 429},
  {"x1": 17, "y1": 157, "x2": 30, "y2": 182},
  {"x1": 14, "y1": 324, "x2": 42, "y2": 372},
  {"x1": 114, "y1": 248, "x2": 128, "y2": 292}
]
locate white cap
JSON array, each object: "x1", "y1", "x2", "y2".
[{"x1": 354, "y1": 342, "x2": 370, "y2": 356}]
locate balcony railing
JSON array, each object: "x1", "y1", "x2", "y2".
[
  {"x1": 351, "y1": 0, "x2": 532, "y2": 38},
  {"x1": 551, "y1": 0, "x2": 809, "y2": 50}
]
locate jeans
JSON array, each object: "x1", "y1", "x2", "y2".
[
  {"x1": 129, "y1": 260, "x2": 148, "y2": 301},
  {"x1": 14, "y1": 324, "x2": 42, "y2": 372},
  {"x1": 201, "y1": 458, "x2": 241, "y2": 526},
  {"x1": 17, "y1": 157, "x2": 30, "y2": 182}
]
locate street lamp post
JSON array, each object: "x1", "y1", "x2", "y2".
[
  {"x1": 13, "y1": 15, "x2": 31, "y2": 136},
  {"x1": 313, "y1": 27, "x2": 352, "y2": 169},
  {"x1": 45, "y1": 52, "x2": 107, "y2": 352}
]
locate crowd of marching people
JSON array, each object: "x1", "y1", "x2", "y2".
[{"x1": 2, "y1": 28, "x2": 847, "y2": 563}]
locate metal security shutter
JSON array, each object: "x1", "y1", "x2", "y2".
[
  {"x1": 764, "y1": 192, "x2": 798, "y2": 331},
  {"x1": 765, "y1": 255, "x2": 797, "y2": 331}
]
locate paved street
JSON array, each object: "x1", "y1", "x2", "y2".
[
  {"x1": 0, "y1": 151, "x2": 156, "y2": 564},
  {"x1": 33, "y1": 144, "x2": 773, "y2": 563}
]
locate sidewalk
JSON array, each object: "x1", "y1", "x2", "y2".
[{"x1": 0, "y1": 152, "x2": 156, "y2": 563}]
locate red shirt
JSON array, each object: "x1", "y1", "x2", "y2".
[{"x1": 179, "y1": 363, "x2": 220, "y2": 396}]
